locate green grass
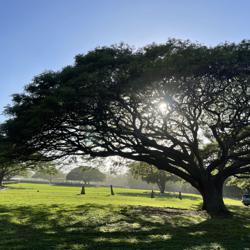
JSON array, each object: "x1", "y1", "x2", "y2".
[{"x1": 0, "y1": 183, "x2": 249, "y2": 250}]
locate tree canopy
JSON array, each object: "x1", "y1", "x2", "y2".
[
  {"x1": 0, "y1": 134, "x2": 27, "y2": 186},
  {"x1": 66, "y1": 166, "x2": 106, "y2": 183},
  {"x1": 32, "y1": 164, "x2": 65, "y2": 181},
  {"x1": 129, "y1": 161, "x2": 178, "y2": 193},
  {"x1": 228, "y1": 175, "x2": 250, "y2": 193},
  {"x1": 2, "y1": 39, "x2": 250, "y2": 215}
]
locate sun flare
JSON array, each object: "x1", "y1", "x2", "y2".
[{"x1": 158, "y1": 102, "x2": 168, "y2": 113}]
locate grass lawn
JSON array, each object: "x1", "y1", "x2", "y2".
[{"x1": 0, "y1": 183, "x2": 249, "y2": 250}]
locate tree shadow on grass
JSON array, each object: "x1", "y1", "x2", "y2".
[
  {"x1": 4, "y1": 185, "x2": 33, "y2": 190},
  {"x1": 0, "y1": 204, "x2": 249, "y2": 250},
  {"x1": 117, "y1": 191, "x2": 200, "y2": 201}
]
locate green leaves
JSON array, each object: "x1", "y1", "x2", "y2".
[
  {"x1": 2, "y1": 39, "x2": 250, "y2": 197},
  {"x1": 129, "y1": 161, "x2": 178, "y2": 186},
  {"x1": 66, "y1": 166, "x2": 105, "y2": 183}
]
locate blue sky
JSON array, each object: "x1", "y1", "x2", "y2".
[{"x1": 0, "y1": 0, "x2": 250, "y2": 122}]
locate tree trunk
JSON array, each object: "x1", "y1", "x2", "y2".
[
  {"x1": 199, "y1": 180, "x2": 230, "y2": 217},
  {"x1": 157, "y1": 180, "x2": 166, "y2": 194},
  {"x1": 110, "y1": 185, "x2": 115, "y2": 195},
  {"x1": 80, "y1": 185, "x2": 85, "y2": 195},
  {"x1": 0, "y1": 174, "x2": 4, "y2": 187},
  {"x1": 151, "y1": 189, "x2": 155, "y2": 198}
]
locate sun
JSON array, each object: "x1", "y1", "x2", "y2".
[{"x1": 158, "y1": 102, "x2": 168, "y2": 113}]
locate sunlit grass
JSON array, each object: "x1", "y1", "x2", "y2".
[
  {"x1": 0, "y1": 183, "x2": 249, "y2": 250},
  {"x1": 0, "y1": 183, "x2": 242, "y2": 208}
]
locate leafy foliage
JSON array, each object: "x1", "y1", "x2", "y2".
[
  {"x1": 0, "y1": 135, "x2": 28, "y2": 185},
  {"x1": 66, "y1": 166, "x2": 106, "y2": 183},
  {"x1": 32, "y1": 164, "x2": 65, "y2": 181},
  {"x1": 2, "y1": 39, "x2": 250, "y2": 215},
  {"x1": 129, "y1": 162, "x2": 178, "y2": 193},
  {"x1": 228, "y1": 175, "x2": 250, "y2": 192}
]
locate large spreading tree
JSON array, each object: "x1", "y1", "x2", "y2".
[{"x1": 2, "y1": 39, "x2": 250, "y2": 215}]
